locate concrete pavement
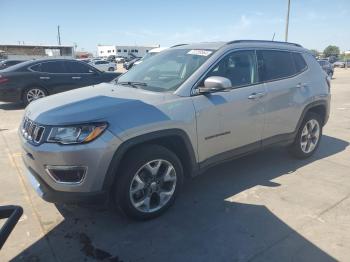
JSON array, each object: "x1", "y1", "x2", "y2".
[{"x1": 0, "y1": 69, "x2": 349, "y2": 262}]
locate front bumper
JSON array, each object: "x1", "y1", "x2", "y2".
[
  {"x1": 25, "y1": 164, "x2": 107, "y2": 203},
  {"x1": 20, "y1": 129, "x2": 122, "y2": 203}
]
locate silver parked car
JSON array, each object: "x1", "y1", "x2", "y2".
[{"x1": 20, "y1": 40, "x2": 331, "y2": 219}]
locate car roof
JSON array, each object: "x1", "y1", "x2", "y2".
[
  {"x1": 149, "y1": 47, "x2": 169, "y2": 53},
  {"x1": 171, "y1": 40, "x2": 306, "y2": 52},
  {"x1": 0, "y1": 58, "x2": 85, "y2": 72},
  {"x1": 1, "y1": 59, "x2": 27, "y2": 62},
  {"x1": 172, "y1": 42, "x2": 226, "y2": 50}
]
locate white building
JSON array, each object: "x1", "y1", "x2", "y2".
[{"x1": 97, "y1": 44, "x2": 159, "y2": 58}]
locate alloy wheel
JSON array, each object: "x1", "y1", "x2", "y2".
[
  {"x1": 129, "y1": 159, "x2": 177, "y2": 213},
  {"x1": 26, "y1": 89, "x2": 46, "y2": 103},
  {"x1": 300, "y1": 119, "x2": 320, "y2": 153}
]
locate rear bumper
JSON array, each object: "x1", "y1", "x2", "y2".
[{"x1": 0, "y1": 86, "x2": 22, "y2": 102}]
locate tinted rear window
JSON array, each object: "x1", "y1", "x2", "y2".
[
  {"x1": 40, "y1": 61, "x2": 66, "y2": 73},
  {"x1": 257, "y1": 50, "x2": 296, "y2": 82},
  {"x1": 293, "y1": 53, "x2": 307, "y2": 72},
  {"x1": 65, "y1": 61, "x2": 92, "y2": 73},
  {"x1": 30, "y1": 63, "x2": 42, "y2": 72}
]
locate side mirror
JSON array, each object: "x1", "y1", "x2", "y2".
[{"x1": 198, "y1": 76, "x2": 232, "y2": 94}]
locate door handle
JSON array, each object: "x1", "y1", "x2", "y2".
[
  {"x1": 296, "y1": 83, "x2": 308, "y2": 88},
  {"x1": 248, "y1": 92, "x2": 266, "y2": 100},
  {"x1": 39, "y1": 76, "x2": 50, "y2": 80},
  {"x1": 72, "y1": 76, "x2": 81, "y2": 80}
]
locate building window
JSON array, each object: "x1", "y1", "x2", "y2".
[
  {"x1": 113, "y1": 50, "x2": 115, "y2": 52},
  {"x1": 131, "y1": 49, "x2": 134, "y2": 52},
  {"x1": 107, "y1": 50, "x2": 111, "y2": 53},
  {"x1": 117, "y1": 49, "x2": 121, "y2": 52},
  {"x1": 124, "y1": 49, "x2": 127, "y2": 52},
  {"x1": 146, "y1": 50, "x2": 149, "y2": 53},
  {"x1": 135, "y1": 49, "x2": 138, "y2": 53},
  {"x1": 100, "y1": 51, "x2": 104, "y2": 54}
]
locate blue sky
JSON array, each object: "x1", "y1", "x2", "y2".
[{"x1": 1, "y1": 0, "x2": 349, "y2": 54}]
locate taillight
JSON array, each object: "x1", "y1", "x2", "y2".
[{"x1": 0, "y1": 75, "x2": 9, "y2": 84}]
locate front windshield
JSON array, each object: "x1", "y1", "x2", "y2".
[
  {"x1": 117, "y1": 48, "x2": 214, "y2": 92},
  {"x1": 140, "y1": 52, "x2": 153, "y2": 61}
]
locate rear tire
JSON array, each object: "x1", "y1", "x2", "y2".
[
  {"x1": 114, "y1": 145, "x2": 184, "y2": 220},
  {"x1": 108, "y1": 67, "x2": 114, "y2": 71},
  {"x1": 289, "y1": 112, "x2": 322, "y2": 159},
  {"x1": 23, "y1": 87, "x2": 47, "y2": 106}
]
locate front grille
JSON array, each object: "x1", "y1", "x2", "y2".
[{"x1": 21, "y1": 117, "x2": 45, "y2": 144}]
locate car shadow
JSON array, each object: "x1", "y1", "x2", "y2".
[
  {"x1": 0, "y1": 102, "x2": 25, "y2": 111},
  {"x1": 11, "y1": 135, "x2": 348, "y2": 262}
]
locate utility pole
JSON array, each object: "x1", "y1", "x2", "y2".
[
  {"x1": 57, "y1": 25, "x2": 61, "y2": 45},
  {"x1": 285, "y1": 0, "x2": 291, "y2": 42}
]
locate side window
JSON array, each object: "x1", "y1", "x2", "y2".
[
  {"x1": 65, "y1": 61, "x2": 92, "y2": 73},
  {"x1": 257, "y1": 50, "x2": 296, "y2": 81},
  {"x1": 206, "y1": 50, "x2": 257, "y2": 88},
  {"x1": 40, "y1": 61, "x2": 66, "y2": 73},
  {"x1": 30, "y1": 63, "x2": 42, "y2": 72},
  {"x1": 292, "y1": 53, "x2": 307, "y2": 72}
]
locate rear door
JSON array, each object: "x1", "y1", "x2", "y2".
[
  {"x1": 30, "y1": 61, "x2": 75, "y2": 94},
  {"x1": 64, "y1": 61, "x2": 102, "y2": 88},
  {"x1": 257, "y1": 50, "x2": 309, "y2": 144}
]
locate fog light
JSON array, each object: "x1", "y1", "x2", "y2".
[{"x1": 45, "y1": 166, "x2": 87, "y2": 184}]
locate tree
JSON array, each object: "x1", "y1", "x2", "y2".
[
  {"x1": 309, "y1": 49, "x2": 319, "y2": 57},
  {"x1": 323, "y1": 45, "x2": 340, "y2": 58}
]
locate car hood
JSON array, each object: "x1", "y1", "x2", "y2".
[{"x1": 25, "y1": 83, "x2": 175, "y2": 132}]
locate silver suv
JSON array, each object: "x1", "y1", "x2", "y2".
[{"x1": 20, "y1": 40, "x2": 331, "y2": 219}]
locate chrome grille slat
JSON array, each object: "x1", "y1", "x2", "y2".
[{"x1": 21, "y1": 117, "x2": 45, "y2": 144}]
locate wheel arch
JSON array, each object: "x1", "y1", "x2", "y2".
[
  {"x1": 102, "y1": 129, "x2": 198, "y2": 192},
  {"x1": 21, "y1": 85, "x2": 49, "y2": 101},
  {"x1": 296, "y1": 100, "x2": 329, "y2": 132}
]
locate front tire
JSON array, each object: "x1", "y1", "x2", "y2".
[
  {"x1": 108, "y1": 67, "x2": 114, "y2": 71},
  {"x1": 114, "y1": 145, "x2": 184, "y2": 220},
  {"x1": 23, "y1": 87, "x2": 47, "y2": 105},
  {"x1": 289, "y1": 112, "x2": 322, "y2": 159}
]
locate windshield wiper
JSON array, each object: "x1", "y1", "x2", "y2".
[{"x1": 118, "y1": 81, "x2": 147, "y2": 88}]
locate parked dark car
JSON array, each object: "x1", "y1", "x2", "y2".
[
  {"x1": 0, "y1": 59, "x2": 121, "y2": 105},
  {"x1": 123, "y1": 57, "x2": 141, "y2": 70},
  {"x1": 0, "y1": 59, "x2": 27, "y2": 70},
  {"x1": 317, "y1": 59, "x2": 334, "y2": 78}
]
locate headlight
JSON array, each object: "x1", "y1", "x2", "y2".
[{"x1": 47, "y1": 123, "x2": 108, "y2": 144}]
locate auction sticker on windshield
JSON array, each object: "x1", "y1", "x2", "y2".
[{"x1": 187, "y1": 50, "x2": 212, "y2": 56}]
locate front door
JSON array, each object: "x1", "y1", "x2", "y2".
[{"x1": 192, "y1": 50, "x2": 266, "y2": 165}]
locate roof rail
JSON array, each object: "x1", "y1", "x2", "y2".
[
  {"x1": 170, "y1": 44, "x2": 188, "y2": 48},
  {"x1": 227, "y1": 40, "x2": 302, "y2": 48}
]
